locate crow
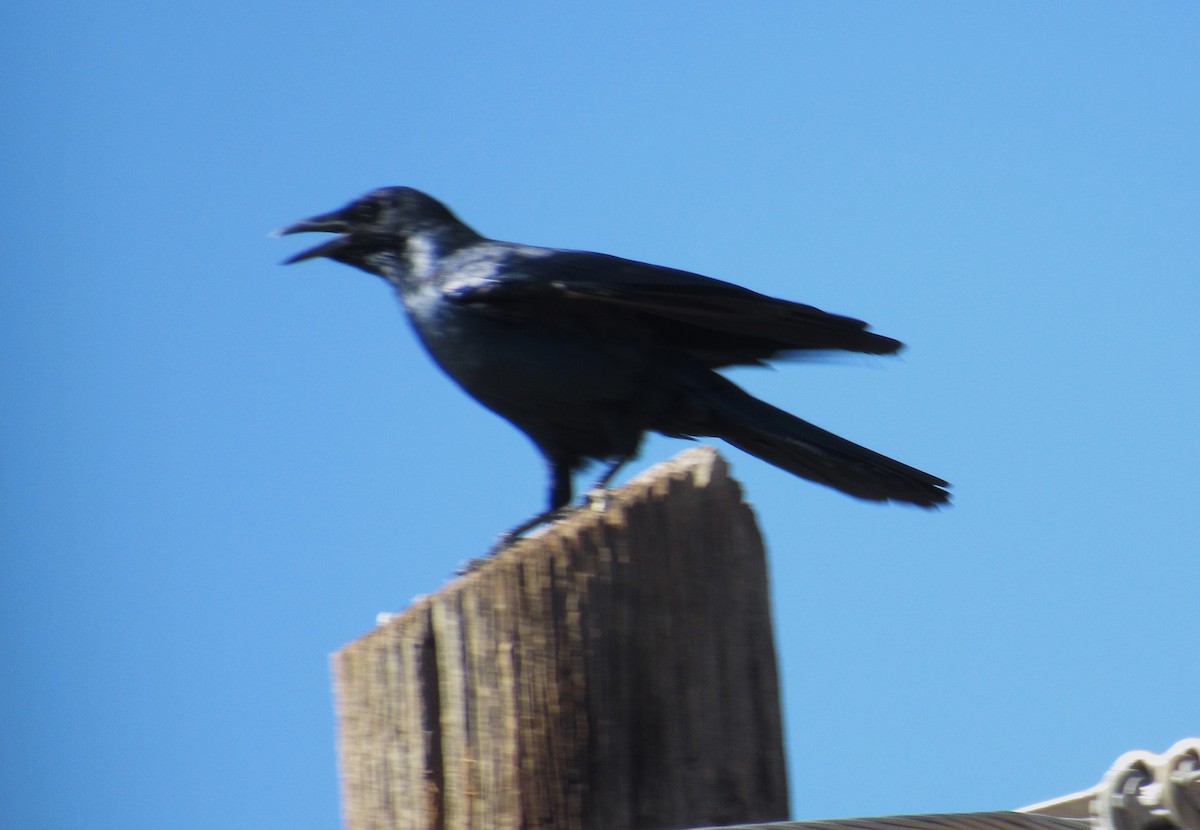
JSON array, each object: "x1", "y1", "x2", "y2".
[{"x1": 276, "y1": 187, "x2": 949, "y2": 545}]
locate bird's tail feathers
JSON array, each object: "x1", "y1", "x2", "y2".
[{"x1": 704, "y1": 380, "x2": 950, "y2": 507}]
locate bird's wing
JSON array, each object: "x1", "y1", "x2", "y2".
[{"x1": 443, "y1": 249, "x2": 902, "y2": 367}]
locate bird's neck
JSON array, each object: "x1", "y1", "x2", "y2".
[
  {"x1": 400, "y1": 234, "x2": 440, "y2": 282},
  {"x1": 401, "y1": 223, "x2": 481, "y2": 279}
]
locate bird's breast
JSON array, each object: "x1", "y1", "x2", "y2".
[{"x1": 399, "y1": 286, "x2": 656, "y2": 414}]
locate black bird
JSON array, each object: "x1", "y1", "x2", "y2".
[{"x1": 276, "y1": 187, "x2": 949, "y2": 544}]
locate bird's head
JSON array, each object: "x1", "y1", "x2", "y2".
[{"x1": 273, "y1": 187, "x2": 472, "y2": 277}]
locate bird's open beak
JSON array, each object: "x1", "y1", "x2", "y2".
[{"x1": 271, "y1": 212, "x2": 354, "y2": 264}]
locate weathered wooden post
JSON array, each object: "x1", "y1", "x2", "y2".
[{"x1": 332, "y1": 447, "x2": 789, "y2": 830}]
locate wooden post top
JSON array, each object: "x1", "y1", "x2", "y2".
[{"x1": 332, "y1": 447, "x2": 788, "y2": 830}]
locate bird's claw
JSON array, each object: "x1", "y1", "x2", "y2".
[{"x1": 582, "y1": 487, "x2": 611, "y2": 512}]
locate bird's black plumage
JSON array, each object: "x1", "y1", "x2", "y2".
[{"x1": 277, "y1": 187, "x2": 949, "y2": 543}]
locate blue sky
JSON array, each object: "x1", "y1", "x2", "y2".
[{"x1": 3, "y1": 3, "x2": 1197, "y2": 828}]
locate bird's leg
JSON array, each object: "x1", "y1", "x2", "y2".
[
  {"x1": 581, "y1": 456, "x2": 630, "y2": 512},
  {"x1": 468, "y1": 458, "x2": 628, "y2": 571},
  {"x1": 547, "y1": 460, "x2": 574, "y2": 512},
  {"x1": 590, "y1": 456, "x2": 629, "y2": 491}
]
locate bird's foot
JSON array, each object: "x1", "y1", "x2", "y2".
[
  {"x1": 581, "y1": 487, "x2": 611, "y2": 513},
  {"x1": 470, "y1": 506, "x2": 574, "y2": 565},
  {"x1": 458, "y1": 491, "x2": 616, "y2": 575}
]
